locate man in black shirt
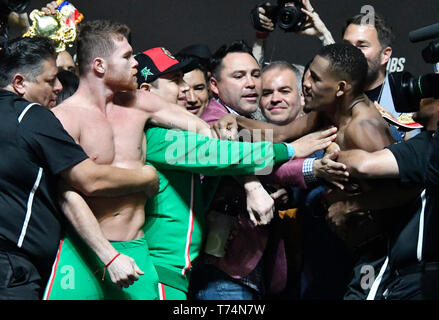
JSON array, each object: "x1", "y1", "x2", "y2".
[
  {"x1": 0, "y1": 36, "x2": 159, "y2": 299},
  {"x1": 327, "y1": 97, "x2": 439, "y2": 299}
]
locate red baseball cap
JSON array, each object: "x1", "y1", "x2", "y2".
[{"x1": 135, "y1": 47, "x2": 196, "y2": 86}]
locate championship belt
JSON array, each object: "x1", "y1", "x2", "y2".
[
  {"x1": 375, "y1": 103, "x2": 423, "y2": 131},
  {"x1": 22, "y1": 0, "x2": 84, "y2": 52}
]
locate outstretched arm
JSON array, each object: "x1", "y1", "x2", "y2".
[
  {"x1": 326, "y1": 181, "x2": 423, "y2": 228},
  {"x1": 214, "y1": 111, "x2": 321, "y2": 143},
  {"x1": 135, "y1": 90, "x2": 214, "y2": 137},
  {"x1": 336, "y1": 148, "x2": 399, "y2": 180}
]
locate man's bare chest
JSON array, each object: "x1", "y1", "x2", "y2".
[{"x1": 79, "y1": 108, "x2": 147, "y2": 165}]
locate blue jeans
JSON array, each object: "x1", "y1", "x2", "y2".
[{"x1": 189, "y1": 264, "x2": 259, "y2": 300}]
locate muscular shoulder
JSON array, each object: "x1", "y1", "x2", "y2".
[
  {"x1": 51, "y1": 99, "x2": 84, "y2": 142},
  {"x1": 345, "y1": 104, "x2": 393, "y2": 151}
]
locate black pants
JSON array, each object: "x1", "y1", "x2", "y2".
[
  {"x1": 343, "y1": 236, "x2": 389, "y2": 300},
  {"x1": 422, "y1": 267, "x2": 439, "y2": 300},
  {"x1": 383, "y1": 262, "x2": 439, "y2": 300},
  {"x1": 0, "y1": 250, "x2": 42, "y2": 300}
]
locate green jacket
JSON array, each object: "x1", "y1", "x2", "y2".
[{"x1": 143, "y1": 126, "x2": 289, "y2": 292}]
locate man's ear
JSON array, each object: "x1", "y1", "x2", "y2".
[
  {"x1": 300, "y1": 92, "x2": 305, "y2": 108},
  {"x1": 381, "y1": 46, "x2": 392, "y2": 66},
  {"x1": 209, "y1": 76, "x2": 219, "y2": 96},
  {"x1": 139, "y1": 83, "x2": 152, "y2": 91},
  {"x1": 93, "y1": 57, "x2": 106, "y2": 76},
  {"x1": 336, "y1": 81, "x2": 350, "y2": 97},
  {"x1": 11, "y1": 74, "x2": 27, "y2": 96}
]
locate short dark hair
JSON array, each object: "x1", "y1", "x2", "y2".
[
  {"x1": 342, "y1": 12, "x2": 394, "y2": 49},
  {"x1": 0, "y1": 36, "x2": 56, "y2": 88},
  {"x1": 77, "y1": 20, "x2": 130, "y2": 76},
  {"x1": 174, "y1": 55, "x2": 210, "y2": 83},
  {"x1": 316, "y1": 43, "x2": 368, "y2": 94},
  {"x1": 189, "y1": 61, "x2": 210, "y2": 83},
  {"x1": 56, "y1": 70, "x2": 79, "y2": 104},
  {"x1": 210, "y1": 40, "x2": 256, "y2": 80}
]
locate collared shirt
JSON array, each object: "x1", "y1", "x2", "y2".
[{"x1": 0, "y1": 89, "x2": 88, "y2": 277}]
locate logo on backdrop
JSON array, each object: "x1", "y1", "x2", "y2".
[{"x1": 387, "y1": 57, "x2": 406, "y2": 72}]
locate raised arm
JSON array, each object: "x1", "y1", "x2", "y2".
[
  {"x1": 251, "y1": 3, "x2": 274, "y2": 65},
  {"x1": 298, "y1": 0, "x2": 335, "y2": 46},
  {"x1": 251, "y1": 0, "x2": 335, "y2": 66}
]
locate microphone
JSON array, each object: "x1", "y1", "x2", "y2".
[{"x1": 409, "y1": 22, "x2": 439, "y2": 43}]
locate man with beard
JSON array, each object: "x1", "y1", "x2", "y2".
[
  {"x1": 0, "y1": 35, "x2": 163, "y2": 300},
  {"x1": 342, "y1": 12, "x2": 422, "y2": 141},
  {"x1": 43, "y1": 20, "x2": 214, "y2": 300}
]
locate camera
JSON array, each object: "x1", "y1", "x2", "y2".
[
  {"x1": 392, "y1": 23, "x2": 439, "y2": 113},
  {"x1": 391, "y1": 72, "x2": 439, "y2": 113},
  {"x1": 250, "y1": 0, "x2": 307, "y2": 33}
]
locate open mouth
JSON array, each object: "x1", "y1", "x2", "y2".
[
  {"x1": 184, "y1": 104, "x2": 201, "y2": 114},
  {"x1": 186, "y1": 107, "x2": 200, "y2": 114},
  {"x1": 242, "y1": 93, "x2": 258, "y2": 102},
  {"x1": 48, "y1": 98, "x2": 57, "y2": 107},
  {"x1": 303, "y1": 91, "x2": 313, "y2": 100}
]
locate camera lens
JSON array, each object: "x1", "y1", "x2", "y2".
[
  {"x1": 277, "y1": 3, "x2": 306, "y2": 32},
  {"x1": 394, "y1": 72, "x2": 439, "y2": 113},
  {"x1": 280, "y1": 11, "x2": 294, "y2": 25},
  {"x1": 278, "y1": 7, "x2": 300, "y2": 31}
]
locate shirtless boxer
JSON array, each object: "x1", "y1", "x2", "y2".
[
  {"x1": 288, "y1": 43, "x2": 396, "y2": 300},
  {"x1": 216, "y1": 43, "x2": 397, "y2": 298},
  {"x1": 43, "y1": 20, "x2": 213, "y2": 300}
]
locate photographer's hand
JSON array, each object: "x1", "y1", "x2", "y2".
[
  {"x1": 257, "y1": 4, "x2": 275, "y2": 32},
  {"x1": 41, "y1": 1, "x2": 59, "y2": 15},
  {"x1": 252, "y1": 3, "x2": 274, "y2": 65},
  {"x1": 298, "y1": 0, "x2": 335, "y2": 46}
]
